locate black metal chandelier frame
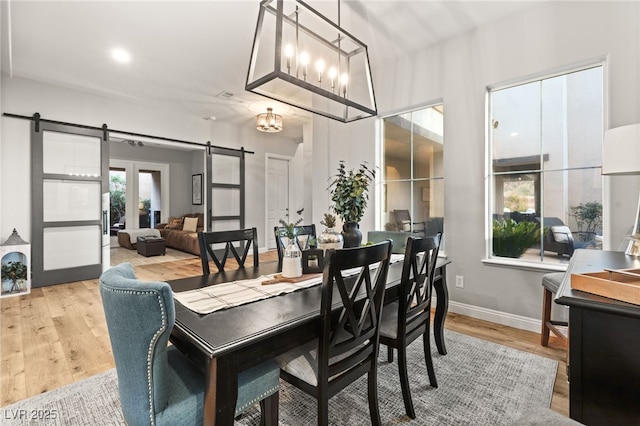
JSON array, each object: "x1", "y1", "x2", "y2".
[{"x1": 245, "y1": 0, "x2": 377, "y2": 123}]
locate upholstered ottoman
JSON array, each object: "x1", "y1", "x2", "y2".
[
  {"x1": 118, "y1": 229, "x2": 162, "y2": 250},
  {"x1": 137, "y1": 236, "x2": 166, "y2": 257}
]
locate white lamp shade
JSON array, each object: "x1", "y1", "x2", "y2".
[{"x1": 602, "y1": 123, "x2": 640, "y2": 175}]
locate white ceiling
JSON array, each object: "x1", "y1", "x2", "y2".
[{"x1": 1, "y1": 1, "x2": 541, "y2": 136}]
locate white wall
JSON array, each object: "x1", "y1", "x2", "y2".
[
  {"x1": 110, "y1": 142, "x2": 195, "y2": 220},
  {"x1": 310, "y1": 116, "x2": 378, "y2": 234},
  {"x1": 309, "y1": 1, "x2": 640, "y2": 329}
]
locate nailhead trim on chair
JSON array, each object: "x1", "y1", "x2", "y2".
[
  {"x1": 147, "y1": 293, "x2": 167, "y2": 426},
  {"x1": 104, "y1": 287, "x2": 166, "y2": 426},
  {"x1": 235, "y1": 385, "x2": 280, "y2": 414}
]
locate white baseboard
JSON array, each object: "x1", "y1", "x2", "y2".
[{"x1": 433, "y1": 297, "x2": 541, "y2": 333}]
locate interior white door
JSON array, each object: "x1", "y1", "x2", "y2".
[{"x1": 266, "y1": 156, "x2": 290, "y2": 249}]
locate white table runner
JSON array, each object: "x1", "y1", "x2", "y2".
[{"x1": 174, "y1": 254, "x2": 404, "y2": 315}]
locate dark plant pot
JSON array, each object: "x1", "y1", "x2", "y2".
[{"x1": 342, "y1": 222, "x2": 362, "y2": 248}]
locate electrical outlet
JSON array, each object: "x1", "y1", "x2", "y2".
[{"x1": 455, "y1": 275, "x2": 464, "y2": 288}]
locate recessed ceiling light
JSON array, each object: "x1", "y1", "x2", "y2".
[
  {"x1": 111, "y1": 48, "x2": 131, "y2": 63},
  {"x1": 510, "y1": 132, "x2": 519, "y2": 137}
]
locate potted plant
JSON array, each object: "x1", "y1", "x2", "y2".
[
  {"x1": 317, "y1": 212, "x2": 343, "y2": 251},
  {"x1": 1, "y1": 260, "x2": 28, "y2": 293},
  {"x1": 492, "y1": 219, "x2": 540, "y2": 258},
  {"x1": 278, "y1": 217, "x2": 303, "y2": 241},
  {"x1": 570, "y1": 201, "x2": 602, "y2": 243},
  {"x1": 278, "y1": 216, "x2": 303, "y2": 278},
  {"x1": 328, "y1": 160, "x2": 376, "y2": 247}
]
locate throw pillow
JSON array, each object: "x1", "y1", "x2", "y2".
[
  {"x1": 165, "y1": 216, "x2": 184, "y2": 230},
  {"x1": 182, "y1": 216, "x2": 199, "y2": 233},
  {"x1": 551, "y1": 225, "x2": 571, "y2": 243}
]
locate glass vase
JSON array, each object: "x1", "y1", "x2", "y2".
[
  {"x1": 282, "y1": 240, "x2": 302, "y2": 278},
  {"x1": 317, "y1": 227, "x2": 344, "y2": 252}
]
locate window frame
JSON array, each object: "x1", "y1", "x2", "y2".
[
  {"x1": 378, "y1": 101, "x2": 445, "y2": 253},
  {"x1": 484, "y1": 60, "x2": 606, "y2": 271}
]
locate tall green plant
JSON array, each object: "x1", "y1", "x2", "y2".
[
  {"x1": 492, "y1": 219, "x2": 540, "y2": 258},
  {"x1": 570, "y1": 201, "x2": 602, "y2": 234},
  {"x1": 328, "y1": 161, "x2": 376, "y2": 224}
]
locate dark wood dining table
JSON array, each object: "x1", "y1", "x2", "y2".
[{"x1": 168, "y1": 257, "x2": 451, "y2": 426}]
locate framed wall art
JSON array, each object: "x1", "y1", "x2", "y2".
[{"x1": 192, "y1": 174, "x2": 203, "y2": 205}]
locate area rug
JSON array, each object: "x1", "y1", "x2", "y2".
[
  {"x1": 0, "y1": 330, "x2": 557, "y2": 426},
  {"x1": 109, "y1": 246, "x2": 197, "y2": 267}
]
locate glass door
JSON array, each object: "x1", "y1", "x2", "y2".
[
  {"x1": 109, "y1": 168, "x2": 126, "y2": 234},
  {"x1": 205, "y1": 146, "x2": 246, "y2": 254},
  {"x1": 207, "y1": 146, "x2": 245, "y2": 231},
  {"x1": 32, "y1": 122, "x2": 108, "y2": 286}
]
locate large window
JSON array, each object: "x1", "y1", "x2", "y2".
[
  {"x1": 489, "y1": 65, "x2": 603, "y2": 265},
  {"x1": 381, "y1": 104, "x2": 444, "y2": 243}
]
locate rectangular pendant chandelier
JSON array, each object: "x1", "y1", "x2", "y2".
[{"x1": 246, "y1": 0, "x2": 377, "y2": 123}]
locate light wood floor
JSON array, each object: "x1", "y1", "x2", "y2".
[{"x1": 0, "y1": 251, "x2": 569, "y2": 419}]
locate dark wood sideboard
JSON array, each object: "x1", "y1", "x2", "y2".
[{"x1": 555, "y1": 249, "x2": 640, "y2": 425}]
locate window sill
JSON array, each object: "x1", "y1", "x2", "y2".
[{"x1": 482, "y1": 257, "x2": 568, "y2": 273}]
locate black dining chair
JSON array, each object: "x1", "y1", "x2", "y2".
[
  {"x1": 274, "y1": 224, "x2": 316, "y2": 272},
  {"x1": 197, "y1": 228, "x2": 259, "y2": 274},
  {"x1": 277, "y1": 240, "x2": 393, "y2": 426},
  {"x1": 379, "y1": 233, "x2": 442, "y2": 419}
]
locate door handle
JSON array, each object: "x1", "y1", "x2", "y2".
[{"x1": 103, "y1": 210, "x2": 108, "y2": 235}]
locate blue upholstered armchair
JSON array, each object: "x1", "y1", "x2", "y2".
[{"x1": 100, "y1": 263, "x2": 280, "y2": 426}]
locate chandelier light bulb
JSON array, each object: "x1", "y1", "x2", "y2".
[
  {"x1": 328, "y1": 67, "x2": 337, "y2": 90},
  {"x1": 284, "y1": 44, "x2": 294, "y2": 73},
  {"x1": 299, "y1": 51, "x2": 309, "y2": 80},
  {"x1": 340, "y1": 73, "x2": 349, "y2": 96},
  {"x1": 315, "y1": 59, "x2": 325, "y2": 83},
  {"x1": 266, "y1": 109, "x2": 275, "y2": 126},
  {"x1": 284, "y1": 44, "x2": 294, "y2": 58}
]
